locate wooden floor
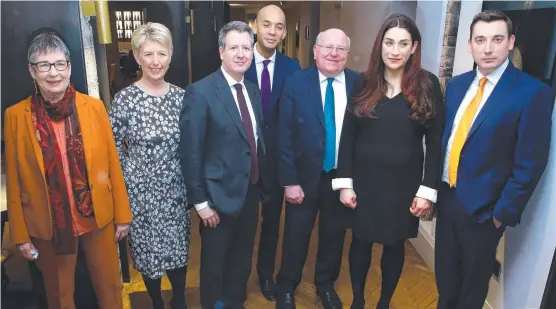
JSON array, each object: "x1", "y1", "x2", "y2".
[
  {"x1": 2, "y1": 208, "x2": 438, "y2": 309},
  {"x1": 122, "y1": 212, "x2": 439, "y2": 309}
]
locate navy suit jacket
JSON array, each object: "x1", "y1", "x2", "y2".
[
  {"x1": 245, "y1": 51, "x2": 300, "y2": 171},
  {"x1": 442, "y1": 62, "x2": 553, "y2": 226},
  {"x1": 277, "y1": 65, "x2": 359, "y2": 197}
]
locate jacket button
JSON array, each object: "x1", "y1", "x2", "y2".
[
  {"x1": 322, "y1": 141, "x2": 325, "y2": 145},
  {"x1": 246, "y1": 151, "x2": 250, "y2": 156},
  {"x1": 244, "y1": 173, "x2": 249, "y2": 179}
]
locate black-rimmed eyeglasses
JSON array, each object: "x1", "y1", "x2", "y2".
[{"x1": 30, "y1": 60, "x2": 69, "y2": 72}]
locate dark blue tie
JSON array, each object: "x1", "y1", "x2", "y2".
[{"x1": 323, "y1": 77, "x2": 335, "y2": 172}]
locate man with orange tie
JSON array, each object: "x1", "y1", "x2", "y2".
[{"x1": 435, "y1": 10, "x2": 553, "y2": 309}]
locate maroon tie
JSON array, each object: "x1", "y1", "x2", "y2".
[{"x1": 234, "y1": 83, "x2": 259, "y2": 184}]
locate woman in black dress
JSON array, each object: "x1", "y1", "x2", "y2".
[{"x1": 333, "y1": 14, "x2": 445, "y2": 309}]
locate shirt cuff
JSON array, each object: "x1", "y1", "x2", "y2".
[
  {"x1": 331, "y1": 178, "x2": 353, "y2": 191},
  {"x1": 194, "y1": 201, "x2": 209, "y2": 211},
  {"x1": 415, "y1": 185, "x2": 437, "y2": 203}
]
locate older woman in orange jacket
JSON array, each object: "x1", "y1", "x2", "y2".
[{"x1": 4, "y1": 29, "x2": 132, "y2": 309}]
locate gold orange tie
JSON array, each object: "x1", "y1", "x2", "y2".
[{"x1": 448, "y1": 77, "x2": 488, "y2": 187}]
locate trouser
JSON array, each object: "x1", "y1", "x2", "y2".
[
  {"x1": 257, "y1": 180, "x2": 284, "y2": 281},
  {"x1": 33, "y1": 223, "x2": 123, "y2": 309},
  {"x1": 435, "y1": 182, "x2": 505, "y2": 309},
  {"x1": 199, "y1": 183, "x2": 260, "y2": 309},
  {"x1": 277, "y1": 170, "x2": 350, "y2": 293}
]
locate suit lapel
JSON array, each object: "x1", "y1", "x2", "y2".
[
  {"x1": 246, "y1": 59, "x2": 258, "y2": 85},
  {"x1": 75, "y1": 93, "x2": 93, "y2": 174},
  {"x1": 345, "y1": 70, "x2": 356, "y2": 99},
  {"x1": 308, "y1": 66, "x2": 324, "y2": 130},
  {"x1": 214, "y1": 72, "x2": 248, "y2": 141},
  {"x1": 24, "y1": 101, "x2": 46, "y2": 178},
  {"x1": 466, "y1": 65, "x2": 517, "y2": 141},
  {"x1": 271, "y1": 53, "x2": 284, "y2": 104},
  {"x1": 246, "y1": 84, "x2": 263, "y2": 129},
  {"x1": 246, "y1": 83, "x2": 265, "y2": 153},
  {"x1": 442, "y1": 73, "x2": 475, "y2": 150}
]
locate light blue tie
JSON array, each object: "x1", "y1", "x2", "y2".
[{"x1": 323, "y1": 77, "x2": 336, "y2": 172}]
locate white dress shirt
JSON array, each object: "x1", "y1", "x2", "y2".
[
  {"x1": 253, "y1": 43, "x2": 276, "y2": 90},
  {"x1": 194, "y1": 67, "x2": 259, "y2": 211},
  {"x1": 441, "y1": 58, "x2": 510, "y2": 184}
]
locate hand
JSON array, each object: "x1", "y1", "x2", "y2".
[
  {"x1": 114, "y1": 223, "x2": 130, "y2": 242},
  {"x1": 340, "y1": 189, "x2": 357, "y2": 209},
  {"x1": 493, "y1": 217, "x2": 502, "y2": 229},
  {"x1": 197, "y1": 206, "x2": 220, "y2": 228},
  {"x1": 410, "y1": 197, "x2": 432, "y2": 217},
  {"x1": 285, "y1": 185, "x2": 305, "y2": 204},
  {"x1": 17, "y1": 242, "x2": 39, "y2": 261}
]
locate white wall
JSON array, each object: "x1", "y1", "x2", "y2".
[
  {"x1": 320, "y1": 1, "x2": 391, "y2": 72},
  {"x1": 415, "y1": 0, "x2": 448, "y2": 75},
  {"x1": 452, "y1": 0, "x2": 484, "y2": 76},
  {"x1": 319, "y1": 1, "x2": 421, "y2": 73},
  {"x1": 408, "y1": 0, "x2": 448, "y2": 270}
]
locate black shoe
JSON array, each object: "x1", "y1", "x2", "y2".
[
  {"x1": 170, "y1": 296, "x2": 187, "y2": 309},
  {"x1": 276, "y1": 292, "x2": 296, "y2": 309},
  {"x1": 318, "y1": 290, "x2": 342, "y2": 309},
  {"x1": 152, "y1": 299, "x2": 165, "y2": 309},
  {"x1": 350, "y1": 295, "x2": 365, "y2": 309},
  {"x1": 260, "y1": 279, "x2": 277, "y2": 301}
]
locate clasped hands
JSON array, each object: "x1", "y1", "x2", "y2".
[{"x1": 339, "y1": 188, "x2": 433, "y2": 217}]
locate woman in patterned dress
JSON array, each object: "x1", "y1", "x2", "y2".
[{"x1": 109, "y1": 22, "x2": 190, "y2": 309}]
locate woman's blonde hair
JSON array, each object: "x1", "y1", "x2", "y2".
[{"x1": 131, "y1": 22, "x2": 173, "y2": 57}]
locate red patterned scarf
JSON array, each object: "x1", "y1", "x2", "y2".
[{"x1": 31, "y1": 84, "x2": 94, "y2": 255}]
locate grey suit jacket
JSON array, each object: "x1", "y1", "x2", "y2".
[{"x1": 179, "y1": 68, "x2": 269, "y2": 215}]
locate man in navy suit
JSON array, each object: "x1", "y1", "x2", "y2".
[
  {"x1": 275, "y1": 28, "x2": 358, "y2": 309},
  {"x1": 435, "y1": 10, "x2": 553, "y2": 309},
  {"x1": 244, "y1": 4, "x2": 301, "y2": 302}
]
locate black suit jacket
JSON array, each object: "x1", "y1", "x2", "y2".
[{"x1": 179, "y1": 68, "x2": 269, "y2": 215}]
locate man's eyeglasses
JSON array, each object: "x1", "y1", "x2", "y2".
[
  {"x1": 30, "y1": 60, "x2": 69, "y2": 72},
  {"x1": 316, "y1": 44, "x2": 350, "y2": 55}
]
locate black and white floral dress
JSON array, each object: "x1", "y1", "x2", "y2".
[{"x1": 109, "y1": 83, "x2": 190, "y2": 279}]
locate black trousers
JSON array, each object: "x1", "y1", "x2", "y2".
[
  {"x1": 277, "y1": 171, "x2": 350, "y2": 293},
  {"x1": 435, "y1": 182, "x2": 505, "y2": 309},
  {"x1": 200, "y1": 183, "x2": 260, "y2": 309},
  {"x1": 256, "y1": 180, "x2": 284, "y2": 282}
]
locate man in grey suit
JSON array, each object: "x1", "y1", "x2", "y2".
[{"x1": 179, "y1": 21, "x2": 268, "y2": 309}]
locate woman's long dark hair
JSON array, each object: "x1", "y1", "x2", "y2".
[{"x1": 354, "y1": 13, "x2": 434, "y2": 120}]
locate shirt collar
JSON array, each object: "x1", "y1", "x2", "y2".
[
  {"x1": 476, "y1": 58, "x2": 509, "y2": 86},
  {"x1": 221, "y1": 67, "x2": 245, "y2": 88},
  {"x1": 253, "y1": 43, "x2": 276, "y2": 64},
  {"x1": 318, "y1": 70, "x2": 345, "y2": 84}
]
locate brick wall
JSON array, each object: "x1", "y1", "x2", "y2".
[{"x1": 439, "y1": 0, "x2": 461, "y2": 89}]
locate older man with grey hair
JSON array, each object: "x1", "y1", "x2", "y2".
[
  {"x1": 275, "y1": 28, "x2": 358, "y2": 309},
  {"x1": 179, "y1": 21, "x2": 269, "y2": 309}
]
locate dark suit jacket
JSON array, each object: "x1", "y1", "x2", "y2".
[
  {"x1": 442, "y1": 62, "x2": 553, "y2": 226},
  {"x1": 277, "y1": 65, "x2": 359, "y2": 197},
  {"x1": 245, "y1": 51, "x2": 301, "y2": 175},
  {"x1": 179, "y1": 68, "x2": 268, "y2": 215}
]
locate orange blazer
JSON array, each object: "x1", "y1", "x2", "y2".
[{"x1": 4, "y1": 92, "x2": 133, "y2": 244}]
